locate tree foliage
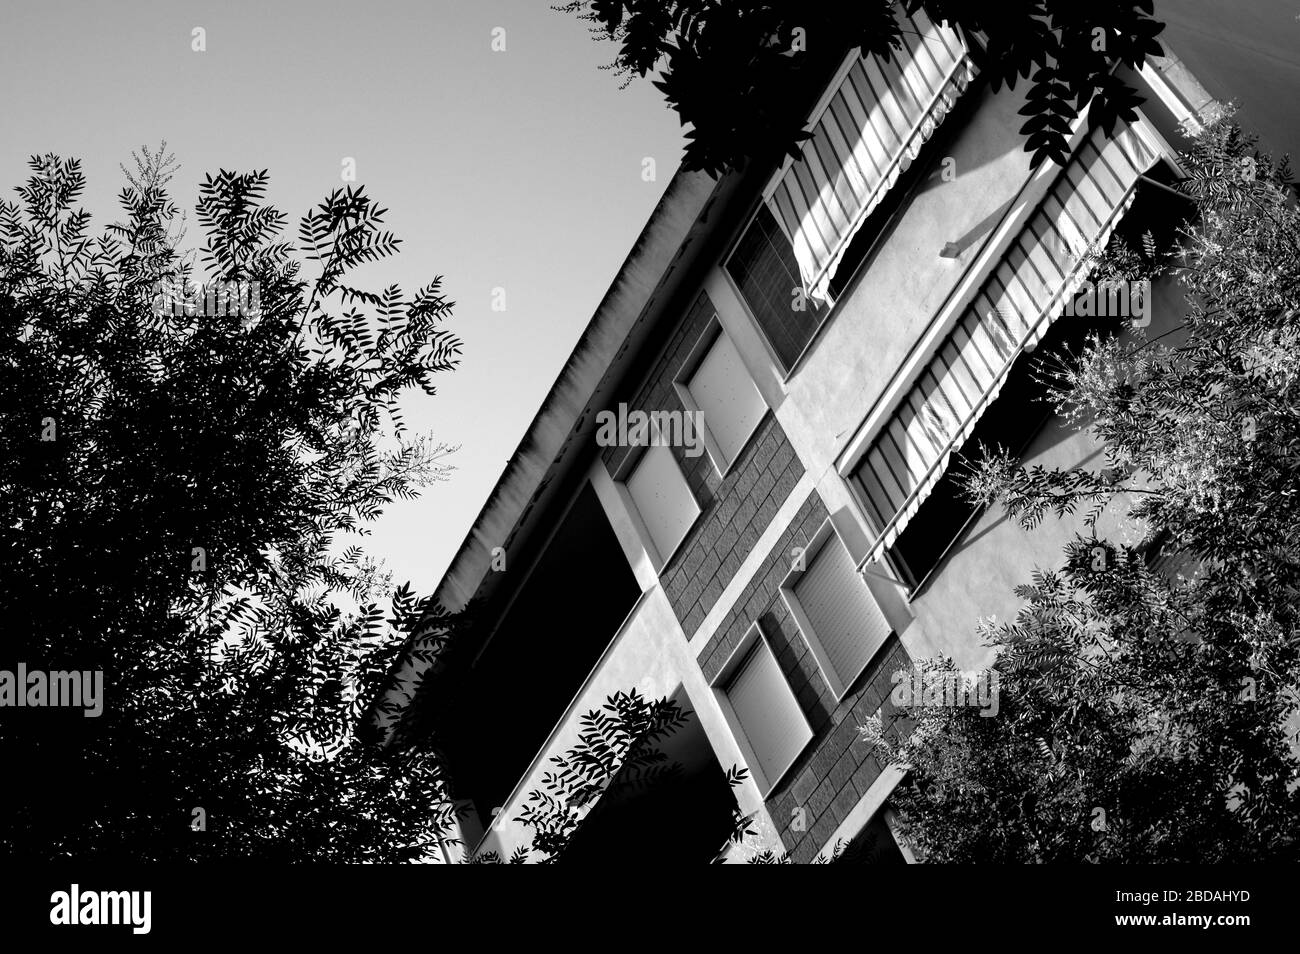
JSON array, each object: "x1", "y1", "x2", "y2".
[
  {"x1": 470, "y1": 689, "x2": 691, "y2": 863},
  {"x1": 862, "y1": 122, "x2": 1300, "y2": 862},
  {"x1": 0, "y1": 147, "x2": 461, "y2": 861},
  {"x1": 559, "y1": 0, "x2": 1164, "y2": 174},
  {"x1": 468, "y1": 687, "x2": 847, "y2": 864}
]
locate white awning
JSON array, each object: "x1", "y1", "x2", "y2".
[
  {"x1": 764, "y1": 6, "x2": 975, "y2": 302},
  {"x1": 854, "y1": 120, "x2": 1161, "y2": 565}
]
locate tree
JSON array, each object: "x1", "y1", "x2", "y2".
[
  {"x1": 0, "y1": 147, "x2": 462, "y2": 861},
  {"x1": 559, "y1": 0, "x2": 1164, "y2": 176},
  {"x1": 465, "y1": 687, "x2": 848, "y2": 864},
  {"x1": 467, "y1": 689, "x2": 691, "y2": 863},
  {"x1": 861, "y1": 120, "x2": 1300, "y2": 862}
]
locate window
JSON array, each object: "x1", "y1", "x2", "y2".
[
  {"x1": 725, "y1": 78, "x2": 974, "y2": 374},
  {"x1": 837, "y1": 810, "x2": 909, "y2": 864},
  {"x1": 764, "y1": 9, "x2": 971, "y2": 301},
  {"x1": 623, "y1": 443, "x2": 700, "y2": 568},
  {"x1": 782, "y1": 521, "x2": 892, "y2": 699},
  {"x1": 882, "y1": 166, "x2": 1185, "y2": 593},
  {"x1": 561, "y1": 687, "x2": 739, "y2": 864},
  {"x1": 845, "y1": 119, "x2": 1164, "y2": 592},
  {"x1": 824, "y1": 118, "x2": 956, "y2": 302},
  {"x1": 725, "y1": 8, "x2": 974, "y2": 373},
  {"x1": 725, "y1": 205, "x2": 827, "y2": 371},
  {"x1": 675, "y1": 323, "x2": 767, "y2": 475},
  {"x1": 715, "y1": 624, "x2": 813, "y2": 794},
  {"x1": 883, "y1": 336, "x2": 1057, "y2": 592}
]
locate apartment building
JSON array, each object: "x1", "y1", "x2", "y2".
[{"x1": 369, "y1": 3, "x2": 1292, "y2": 863}]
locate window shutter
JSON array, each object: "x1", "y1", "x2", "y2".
[
  {"x1": 725, "y1": 639, "x2": 810, "y2": 789},
  {"x1": 794, "y1": 534, "x2": 892, "y2": 695},
  {"x1": 687, "y1": 330, "x2": 766, "y2": 468},
  {"x1": 626, "y1": 443, "x2": 699, "y2": 564}
]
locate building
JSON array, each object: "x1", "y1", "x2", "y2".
[{"x1": 369, "y1": 2, "x2": 1297, "y2": 863}]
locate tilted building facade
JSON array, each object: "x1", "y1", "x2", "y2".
[{"x1": 371, "y1": 1, "x2": 1298, "y2": 862}]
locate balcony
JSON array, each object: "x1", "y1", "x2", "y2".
[
  {"x1": 465, "y1": 585, "x2": 745, "y2": 863},
  {"x1": 438, "y1": 483, "x2": 643, "y2": 826}
]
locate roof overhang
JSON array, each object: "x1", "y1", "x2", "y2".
[{"x1": 365, "y1": 162, "x2": 769, "y2": 744}]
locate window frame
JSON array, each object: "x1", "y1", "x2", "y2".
[
  {"x1": 875, "y1": 400, "x2": 1052, "y2": 599},
  {"x1": 720, "y1": 74, "x2": 982, "y2": 382},
  {"x1": 852, "y1": 165, "x2": 1187, "y2": 599},
  {"x1": 779, "y1": 518, "x2": 893, "y2": 701},
  {"x1": 711, "y1": 620, "x2": 815, "y2": 796},
  {"x1": 615, "y1": 440, "x2": 702, "y2": 574},
  {"x1": 836, "y1": 123, "x2": 1179, "y2": 591},
  {"x1": 720, "y1": 202, "x2": 828, "y2": 377},
  {"x1": 672, "y1": 317, "x2": 769, "y2": 478}
]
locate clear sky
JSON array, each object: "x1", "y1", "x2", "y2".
[{"x1": 1, "y1": 0, "x2": 685, "y2": 596}]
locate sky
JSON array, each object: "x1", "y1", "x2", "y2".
[{"x1": 0, "y1": 0, "x2": 685, "y2": 596}]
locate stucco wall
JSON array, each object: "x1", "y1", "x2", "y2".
[
  {"x1": 472, "y1": 584, "x2": 783, "y2": 861},
  {"x1": 902, "y1": 274, "x2": 1189, "y2": 668}
]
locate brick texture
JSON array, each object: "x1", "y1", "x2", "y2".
[
  {"x1": 600, "y1": 290, "x2": 804, "y2": 639},
  {"x1": 598, "y1": 289, "x2": 909, "y2": 861},
  {"x1": 694, "y1": 493, "x2": 913, "y2": 862}
]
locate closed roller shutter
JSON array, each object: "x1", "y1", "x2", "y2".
[
  {"x1": 686, "y1": 329, "x2": 767, "y2": 470},
  {"x1": 626, "y1": 443, "x2": 699, "y2": 565},
  {"x1": 725, "y1": 636, "x2": 812, "y2": 790},
  {"x1": 793, "y1": 533, "x2": 892, "y2": 697}
]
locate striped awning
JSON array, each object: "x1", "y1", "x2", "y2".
[
  {"x1": 853, "y1": 120, "x2": 1161, "y2": 565},
  {"x1": 765, "y1": 6, "x2": 975, "y2": 303}
]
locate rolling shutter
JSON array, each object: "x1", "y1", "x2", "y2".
[
  {"x1": 765, "y1": 5, "x2": 975, "y2": 302},
  {"x1": 793, "y1": 532, "x2": 892, "y2": 696},
  {"x1": 686, "y1": 329, "x2": 767, "y2": 469},
  {"x1": 854, "y1": 120, "x2": 1161, "y2": 564},
  {"x1": 725, "y1": 636, "x2": 812, "y2": 789},
  {"x1": 626, "y1": 443, "x2": 699, "y2": 565}
]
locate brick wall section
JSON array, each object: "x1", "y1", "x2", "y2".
[
  {"x1": 770, "y1": 636, "x2": 912, "y2": 863},
  {"x1": 598, "y1": 287, "x2": 908, "y2": 859},
  {"x1": 697, "y1": 493, "x2": 913, "y2": 863},
  {"x1": 698, "y1": 493, "x2": 827, "y2": 683},
  {"x1": 600, "y1": 290, "x2": 804, "y2": 639}
]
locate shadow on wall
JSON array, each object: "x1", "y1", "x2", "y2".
[{"x1": 561, "y1": 688, "x2": 739, "y2": 864}]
